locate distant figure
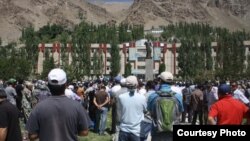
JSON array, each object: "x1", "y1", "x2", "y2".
[{"x1": 145, "y1": 40, "x2": 152, "y2": 59}]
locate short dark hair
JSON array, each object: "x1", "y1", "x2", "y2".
[
  {"x1": 146, "y1": 80, "x2": 155, "y2": 90},
  {"x1": 48, "y1": 83, "x2": 66, "y2": 96},
  {"x1": 160, "y1": 79, "x2": 172, "y2": 85},
  {"x1": 0, "y1": 89, "x2": 7, "y2": 99}
]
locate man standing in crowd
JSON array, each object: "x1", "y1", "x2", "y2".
[
  {"x1": 0, "y1": 88, "x2": 22, "y2": 141},
  {"x1": 5, "y1": 79, "x2": 17, "y2": 106},
  {"x1": 26, "y1": 68, "x2": 90, "y2": 141},
  {"x1": 190, "y1": 85, "x2": 204, "y2": 125},
  {"x1": 93, "y1": 84, "x2": 109, "y2": 135},
  {"x1": 231, "y1": 82, "x2": 250, "y2": 106},
  {"x1": 118, "y1": 75, "x2": 147, "y2": 141},
  {"x1": 15, "y1": 79, "x2": 24, "y2": 114},
  {"x1": 110, "y1": 76, "x2": 122, "y2": 134},
  {"x1": 147, "y1": 71, "x2": 183, "y2": 141},
  {"x1": 208, "y1": 84, "x2": 249, "y2": 125},
  {"x1": 112, "y1": 78, "x2": 128, "y2": 141},
  {"x1": 181, "y1": 82, "x2": 192, "y2": 123}
]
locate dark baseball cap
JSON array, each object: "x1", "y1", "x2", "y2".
[{"x1": 218, "y1": 84, "x2": 231, "y2": 95}]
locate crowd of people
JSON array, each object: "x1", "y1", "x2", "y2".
[{"x1": 1, "y1": 68, "x2": 250, "y2": 141}]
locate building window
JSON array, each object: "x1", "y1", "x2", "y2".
[
  {"x1": 107, "y1": 57, "x2": 111, "y2": 62},
  {"x1": 138, "y1": 66, "x2": 146, "y2": 69},
  {"x1": 138, "y1": 57, "x2": 145, "y2": 62},
  {"x1": 107, "y1": 48, "x2": 111, "y2": 53},
  {"x1": 137, "y1": 49, "x2": 146, "y2": 53},
  {"x1": 161, "y1": 48, "x2": 165, "y2": 53},
  {"x1": 107, "y1": 66, "x2": 110, "y2": 70},
  {"x1": 91, "y1": 49, "x2": 94, "y2": 53}
]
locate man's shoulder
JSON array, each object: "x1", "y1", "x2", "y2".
[
  {"x1": 5, "y1": 86, "x2": 15, "y2": 91},
  {"x1": 96, "y1": 90, "x2": 108, "y2": 95},
  {"x1": 0, "y1": 100, "x2": 15, "y2": 109},
  {"x1": 234, "y1": 89, "x2": 244, "y2": 94},
  {"x1": 34, "y1": 96, "x2": 81, "y2": 110}
]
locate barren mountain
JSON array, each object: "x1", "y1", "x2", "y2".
[
  {"x1": 122, "y1": 0, "x2": 250, "y2": 30},
  {"x1": 1, "y1": 0, "x2": 250, "y2": 43},
  {"x1": 0, "y1": 0, "x2": 114, "y2": 43}
]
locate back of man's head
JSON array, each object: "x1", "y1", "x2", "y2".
[
  {"x1": 218, "y1": 84, "x2": 231, "y2": 96},
  {"x1": 126, "y1": 75, "x2": 138, "y2": 89},
  {"x1": 7, "y1": 78, "x2": 16, "y2": 86},
  {"x1": 158, "y1": 71, "x2": 173, "y2": 85},
  {"x1": 114, "y1": 75, "x2": 122, "y2": 84},
  {"x1": 48, "y1": 68, "x2": 67, "y2": 96},
  {"x1": 120, "y1": 78, "x2": 127, "y2": 87}
]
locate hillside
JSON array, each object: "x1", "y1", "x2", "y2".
[
  {"x1": 1, "y1": 0, "x2": 250, "y2": 43},
  {"x1": 122, "y1": 0, "x2": 250, "y2": 30},
  {"x1": 0, "y1": 0, "x2": 114, "y2": 43}
]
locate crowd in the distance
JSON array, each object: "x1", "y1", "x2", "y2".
[{"x1": 1, "y1": 68, "x2": 250, "y2": 141}]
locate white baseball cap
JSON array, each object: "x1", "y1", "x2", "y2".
[
  {"x1": 48, "y1": 68, "x2": 67, "y2": 85},
  {"x1": 159, "y1": 71, "x2": 173, "y2": 82},
  {"x1": 126, "y1": 75, "x2": 138, "y2": 86},
  {"x1": 68, "y1": 85, "x2": 74, "y2": 90},
  {"x1": 120, "y1": 78, "x2": 126, "y2": 85}
]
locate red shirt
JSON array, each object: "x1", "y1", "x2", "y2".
[{"x1": 209, "y1": 95, "x2": 249, "y2": 125}]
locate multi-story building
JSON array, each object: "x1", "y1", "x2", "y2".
[{"x1": 37, "y1": 39, "x2": 250, "y2": 79}]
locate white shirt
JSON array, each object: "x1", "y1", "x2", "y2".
[
  {"x1": 111, "y1": 84, "x2": 121, "y2": 97},
  {"x1": 65, "y1": 88, "x2": 81, "y2": 101},
  {"x1": 233, "y1": 89, "x2": 250, "y2": 104}
]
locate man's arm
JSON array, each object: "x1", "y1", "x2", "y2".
[
  {"x1": 77, "y1": 107, "x2": 89, "y2": 137},
  {"x1": 208, "y1": 103, "x2": 218, "y2": 125},
  {"x1": 0, "y1": 109, "x2": 8, "y2": 141},
  {"x1": 93, "y1": 97, "x2": 100, "y2": 109},
  {"x1": 0, "y1": 128, "x2": 7, "y2": 141},
  {"x1": 78, "y1": 130, "x2": 88, "y2": 136},
  {"x1": 26, "y1": 109, "x2": 40, "y2": 141},
  {"x1": 208, "y1": 116, "x2": 216, "y2": 125},
  {"x1": 28, "y1": 133, "x2": 38, "y2": 141},
  {"x1": 99, "y1": 95, "x2": 109, "y2": 107}
]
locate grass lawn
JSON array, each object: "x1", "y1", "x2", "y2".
[
  {"x1": 79, "y1": 110, "x2": 113, "y2": 141},
  {"x1": 78, "y1": 131, "x2": 112, "y2": 141}
]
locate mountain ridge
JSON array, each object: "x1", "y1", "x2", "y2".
[
  {"x1": 1, "y1": 0, "x2": 250, "y2": 43},
  {"x1": 122, "y1": 0, "x2": 250, "y2": 30}
]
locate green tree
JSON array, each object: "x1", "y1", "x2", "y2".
[
  {"x1": 21, "y1": 26, "x2": 39, "y2": 75},
  {"x1": 41, "y1": 57, "x2": 55, "y2": 79},
  {"x1": 0, "y1": 44, "x2": 31, "y2": 80},
  {"x1": 158, "y1": 63, "x2": 166, "y2": 75},
  {"x1": 145, "y1": 33, "x2": 156, "y2": 41},
  {"x1": 92, "y1": 50, "x2": 103, "y2": 77},
  {"x1": 110, "y1": 40, "x2": 121, "y2": 77},
  {"x1": 72, "y1": 21, "x2": 91, "y2": 79},
  {"x1": 124, "y1": 63, "x2": 132, "y2": 77}
]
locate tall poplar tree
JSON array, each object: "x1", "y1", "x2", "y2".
[{"x1": 110, "y1": 39, "x2": 121, "y2": 77}]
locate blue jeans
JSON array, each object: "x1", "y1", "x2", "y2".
[
  {"x1": 119, "y1": 131, "x2": 144, "y2": 141},
  {"x1": 98, "y1": 107, "x2": 108, "y2": 134}
]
